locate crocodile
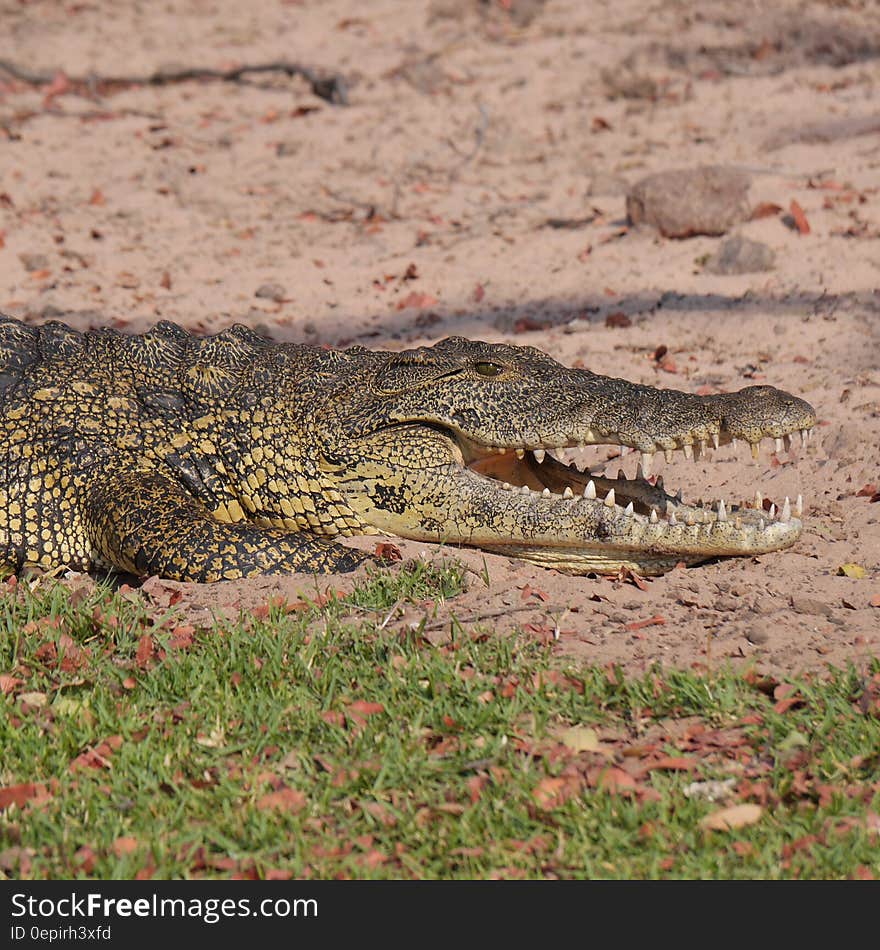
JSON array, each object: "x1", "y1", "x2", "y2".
[{"x1": 0, "y1": 313, "x2": 816, "y2": 582}]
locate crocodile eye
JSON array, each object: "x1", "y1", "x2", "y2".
[{"x1": 473, "y1": 361, "x2": 504, "y2": 378}]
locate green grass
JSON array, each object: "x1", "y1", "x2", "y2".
[{"x1": 0, "y1": 564, "x2": 878, "y2": 880}]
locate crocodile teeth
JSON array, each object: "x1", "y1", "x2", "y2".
[
  {"x1": 585, "y1": 480, "x2": 596, "y2": 500},
  {"x1": 563, "y1": 486, "x2": 574, "y2": 499},
  {"x1": 698, "y1": 438, "x2": 707, "y2": 456},
  {"x1": 533, "y1": 448, "x2": 546, "y2": 464},
  {"x1": 502, "y1": 482, "x2": 512, "y2": 491},
  {"x1": 783, "y1": 433, "x2": 792, "y2": 452},
  {"x1": 515, "y1": 449, "x2": 525, "y2": 460},
  {"x1": 732, "y1": 437, "x2": 739, "y2": 451},
  {"x1": 664, "y1": 449, "x2": 674, "y2": 464},
  {"x1": 542, "y1": 487, "x2": 551, "y2": 496},
  {"x1": 717, "y1": 499, "x2": 726, "y2": 522},
  {"x1": 769, "y1": 503, "x2": 776, "y2": 519},
  {"x1": 683, "y1": 444, "x2": 693, "y2": 460},
  {"x1": 781, "y1": 496, "x2": 791, "y2": 523},
  {"x1": 520, "y1": 484, "x2": 530, "y2": 494},
  {"x1": 640, "y1": 452, "x2": 653, "y2": 477},
  {"x1": 669, "y1": 510, "x2": 677, "y2": 526},
  {"x1": 759, "y1": 518, "x2": 765, "y2": 531},
  {"x1": 711, "y1": 432, "x2": 720, "y2": 450},
  {"x1": 754, "y1": 490, "x2": 762, "y2": 510},
  {"x1": 624, "y1": 502, "x2": 634, "y2": 516},
  {"x1": 775, "y1": 437, "x2": 784, "y2": 454},
  {"x1": 800, "y1": 429, "x2": 809, "y2": 448},
  {"x1": 750, "y1": 442, "x2": 760, "y2": 461},
  {"x1": 604, "y1": 488, "x2": 616, "y2": 507},
  {"x1": 735, "y1": 516, "x2": 742, "y2": 529},
  {"x1": 650, "y1": 508, "x2": 658, "y2": 524},
  {"x1": 796, "y1": 494, "x2": 803, "y2": 516}
]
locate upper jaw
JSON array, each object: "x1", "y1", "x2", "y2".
[{"x1": 456, "y1": 382, "x2": 816, "y2": 479}]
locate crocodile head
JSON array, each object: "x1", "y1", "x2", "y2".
[{"x1": 317, "y1": 337, "x2": 816, "y2": 575}]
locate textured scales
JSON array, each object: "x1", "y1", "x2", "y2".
[{"x1": 0, "y1": 314, "x2": 816, "y2": 582}]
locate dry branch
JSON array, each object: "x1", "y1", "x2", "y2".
[{"x1": 0, "y1": 59, "x2": 349, "y2": 105}]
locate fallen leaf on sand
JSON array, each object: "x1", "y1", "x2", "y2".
[{"x1": 838, "y1": 563, "x2": 866, "y2": 579}]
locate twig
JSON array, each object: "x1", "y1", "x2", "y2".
[
  {"x1": 447, "y1": 102, "x2": 489, "y2": 178},
  {"x1": 0, "y1": 59, "x2": 349, "y2": 105}
]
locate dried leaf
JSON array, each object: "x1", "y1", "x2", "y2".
[
  {"x1": 396, "y1": 291, "x2": 438, "y2": 311},
  {"x1": 559, "y1": 725, "x2": 602, "y2": 753},
  {"x1": 838, "y1": 563, "x2": 866, "y2": 579},
  {"x1": 0, "y1": 782, "x2": 52, "y2": 810},
  {"x1": 700, "y1": 803, "x2": 763, "y2": 831},
  {"x1": 789, "y1": 200, "x2": 810, "y2": 235},
  {"x1": 532, "y1": 776, "x2": 578, "y2": 810},
  {"x1": 349, "y1": 700, "x2": 385, "y2": 716},
  {"x1": 750, "y1": 201, "x2": 783, "y2": 220},
  {"x1": 604, "y1": 312, "x2": 631, "y2": 328},
  {"x1": 374, "y1": 541, "x2": 402, "y2": 562},
  {"x1": 625, "y1": 615, "x2": 665, "y2": 631},
  {"x1": 256, "y1": 787, "x2": 307, "y2": 813},
  {"x1": 112, "y1": 836, "x2": 139, "y2": 857},
  {"x1": 0, "y1": 675, "x2": 22, "y2": 695}
]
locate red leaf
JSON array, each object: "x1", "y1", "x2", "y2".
[
  {"x1": 0, "y1": 674, "x2": 22, "y2": 695},
  {"x1": 88, "y1": 188, "x2": 106, "y2": 207},
  {"x1": 349, "y1": 700, "x2": 385, "y2": 716},
  {"x1": 605, "y1": 312, "x2": 631, "y2": 328},
  {"x1": 42, "y1": 70, "x2": 71, "y2": 107},
  {"x1": 750, "y1": 202, "x2": 783, "y2": 220},
  {"x1": 0, "y1": 782, "x2": 52, "y2": 810},
  {"x1": 595, "y1": 767, "x2": 638, "y2": 793},
  {"x1": 112, "y1": 836, "x2": 139, "y2": 857},
  {"x1": 513, "y1": 316, "x2": 547, "y2": 333},
  {"x1": 856, "y1": 484, "x2": 877, "y2": 497},
  {"x1": 870, "y1": 595, "x2": 880, "y2": 608},
  {"x1": 773, "y1": 696, "x2": 804, "y2": 714},
  {"x1": 789, "y1": 200, "x2": 810, "y2": 235},
  {"x1": 532, "y1": 776, "x2": 579, "y2": 810},
  {"x1": 374, "y1": 541, "x2": 402, "y2": 562},
  {"x1": 256, "y1": 787, "x2": 307, "y2": 813},
  {"x1": 472, "y1": 283, "x2": 485, "y2": 303},
  {"x1": 646, "y1": 756, "x2": 695, "y2": 772},
  {"x1": 395, "y1": 291, "x2": 438, "y2": 311},
  {"x1": 136, "y1": 633, "x2": 155, "y2": 668},
  {"x1": 625, "y1": 615, "x2": 665, "y2": 632}
]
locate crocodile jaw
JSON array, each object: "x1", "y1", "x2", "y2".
[{"x1": 339, "y1": 426, "x2": 809, "y2": 576}]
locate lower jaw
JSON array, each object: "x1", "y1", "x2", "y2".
[{"x1": 479, "y1": 543, "x2": 707, "y2": 576}]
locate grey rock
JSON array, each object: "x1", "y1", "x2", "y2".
[
  {"x1": 704, "y1": 235, "x2": 776, "y2": 275},
  {"x1": 255, "y1": 283, "x2": 286, "y2": 302},
  {"x1": 626, "y1": 166, "x2": 751, "y2": 239}
]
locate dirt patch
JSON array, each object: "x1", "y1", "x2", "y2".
[{"x1": 1, "y1": 0, "x2": 878, "y2": 679}]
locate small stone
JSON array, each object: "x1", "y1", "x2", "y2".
[
  {"x1": 745, "y1": 623, "x2": 770, "y2": 644},
  {"x1": 704, "y1": 235, "x2": 775, "y2": 275},
  {"x1": 255, "y1": 283, "x2": 286, "y2": 302}
]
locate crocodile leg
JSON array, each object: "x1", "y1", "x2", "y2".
[{"x1": 82, "y1": 467, "x2": 371, "y2": 581}]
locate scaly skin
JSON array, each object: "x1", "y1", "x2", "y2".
[{"x1": 0, "y1": 315, "x2": 816, "y2": 581}]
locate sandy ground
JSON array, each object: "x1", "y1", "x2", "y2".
[{"x1": 0, "y1": 0, "x2": 878, "y2": 679}]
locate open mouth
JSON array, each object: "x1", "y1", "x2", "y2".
[{"x1": 458, "y1": 425, "x2": 811, "y2": 542}]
